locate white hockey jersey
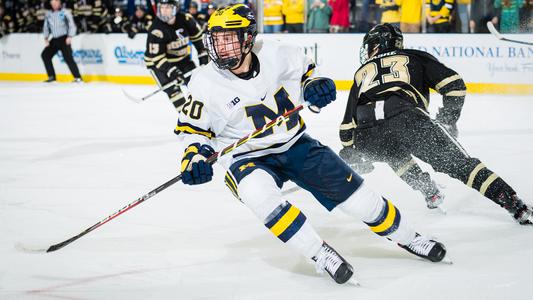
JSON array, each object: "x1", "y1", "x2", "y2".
[{"x1": 175, "y1": 40, "x2": 316, "y2": 170}]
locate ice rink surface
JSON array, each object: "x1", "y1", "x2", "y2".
[{"x1": 1, "y1": 82, "x2": 532, "y2": 300}]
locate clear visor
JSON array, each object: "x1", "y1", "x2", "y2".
[{"x1": 157, "y1": 4, "x2": 177, "y2": 23}]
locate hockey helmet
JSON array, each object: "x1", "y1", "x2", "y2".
[
  {"x1": 203, "y1": 4, "x2": 257, "y2": 70},
  {"x1": 360, "y1": 23, "x2": 403, "y2": 64},
  {"x1": 157, "y1": 0, "x2": 179, "y2": 23}
]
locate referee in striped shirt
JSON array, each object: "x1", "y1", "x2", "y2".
[{"x1": 41, "y1": 0, "x2": 82, "y2": 83}]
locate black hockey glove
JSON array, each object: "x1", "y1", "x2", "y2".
[
  {"x1": 168, "y1": 67, "x2": 184, "y2": 81},
  {"x1": 339, "y1": 146, "x2": 374, "y2": 175},
  {"x1": 303, "y1": 77, "x2": 336, "y2": 109},
  {"x1": 198, "y1": 51, "x2": 209, "y2": 66},
  {"x1": 181, "y1": 143, "x2": 215, "y2": 185},
  {"x1": 127, "y1": 31, "x2": 136, "y2": 39}
]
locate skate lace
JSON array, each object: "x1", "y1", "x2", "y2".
[
  {"x1": 314, "y1": 245, "x2": 342, "y2": 275},
  {"x1": 407, "y1": 235, "x2": 435, "y2": 256}
]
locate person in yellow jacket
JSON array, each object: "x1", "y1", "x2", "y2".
[
  {"x1": 264, "y1": 0, "x2": 284, "y2": 33},
  {"x1": 376, "y1": 0, "x2": 402, "y2": 28},
  {"x1": 400, "y1": 0, "x2": 422, "y2": 32},
  {"x1": 426, "y1": 0, "x2": 455, "y2": 33},
  {"x1": 282, "y1": 0, "x2": 305, "y2": 32}
]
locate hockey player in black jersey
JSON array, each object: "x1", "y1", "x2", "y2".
[
  {"x1": 144, "y1": 0, "x2": 208, "y2": 112},
  {"x1": 340, "y1": 23, "x2": 533, "y2": 225}
]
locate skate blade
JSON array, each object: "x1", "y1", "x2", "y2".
[
  {"x1": 348, "y1": 277, "x2": 361, "y2": 287},
  {"x1": 428, "y1": 204, "x2": 447, "y2": 215},
  {"x1": 440, "y1": 255, "x2": 453, "y2": 265}
]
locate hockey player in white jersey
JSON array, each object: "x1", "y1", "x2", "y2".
[{"x1": 176, "y1": 4, "x2": 448, "y2": 285}]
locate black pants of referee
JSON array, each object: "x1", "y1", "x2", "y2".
[
  {"x1": 354, "y1": 107, "x2": 516, "y2": 209},
  {"x1": 41, "y1": 35, "x2": 81, "y2": 79}
]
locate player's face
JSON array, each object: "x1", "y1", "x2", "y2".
[
  {"x1": 135, "y1": 9, "x2": 144, "y2": 18},
  {"x1": 212, "y1": 31, "x2": 241, "y2": 61},
  {"x1": 50, "y1": 0, "x2": 61, "y2": 10},
  {"x1": 159, "y1": 4, "x2": 175, "y2": 19}
]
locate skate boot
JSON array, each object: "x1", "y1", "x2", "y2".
[
  {"x1": 312, "y1": 242, "x2": 355, "y2": 284},
  {"x1": 399, "y1": 233, "x2": 447, "y2": 263},
  {"x1": 425, "y1": 190, "x2": 445, "y2": 209},
  {"x1": 496, "y1": 192, "x2": 533, "y2": 225}
]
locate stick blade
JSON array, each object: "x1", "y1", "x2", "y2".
[
  {"x1": 486, "y1": 21, "x2": 503, "y2": 40},
  {"x1": 121, "y1": 88, "x2": 144, "y2": 103},
  {"x1": 14, "y1": 242, "x2": 49, "y2": 254}
]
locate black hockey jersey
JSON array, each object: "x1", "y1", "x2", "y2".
[
  {"x1": 143, "y1": 14, "x2": 205, "y2": 77},
  {"x1": 340, "y1": 49, "x2": 466, "y2": 145}
]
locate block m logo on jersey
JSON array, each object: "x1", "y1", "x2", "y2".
[{"x1": 245, "y1": 87, "x2": 299, "y2": 138}]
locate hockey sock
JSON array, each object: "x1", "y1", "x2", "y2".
[
  {"x1": 337, "y1": 183, "x2": 416, "y2": 245},
  {"x1": 265, "y1": 201, "x2": 323, "y2": 259}
]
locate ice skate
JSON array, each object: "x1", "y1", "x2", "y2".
[
  {"x1": 399, "y1": 233, "x2": 450, "y2": 263},
  {"x1": 496, "y1": 192, "x2": 533, "y2": 225},
  {"x1": 425, "y1": 191, "x2": 444, "y2": 208},
  {"x1": 313, "y1": 242, "x2": 358, "y2": 285}
]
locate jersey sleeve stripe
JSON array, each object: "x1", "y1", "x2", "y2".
[
  {"x1": 174, "y1": 121, "x2": 215, "y2": 139},
  {"x1": 435, "y1": 74, "x2": 462, "y2": 91}
]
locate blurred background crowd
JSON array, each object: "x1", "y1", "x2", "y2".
[{"x1": 1, "y1": 0, "x2": 532, "y2": 39}]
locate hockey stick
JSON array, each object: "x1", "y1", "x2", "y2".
[
  {"x1": 17, "y1": 102, "x2": 310, "y2": 253},
  {"x1": 487, "y1": 21, "x2": 533, "y2": 46},
  {"x1": 122, "y1": 79, "x2": 181, "y2": 103}
]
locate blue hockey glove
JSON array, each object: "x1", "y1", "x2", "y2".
[
  {"x1": 181, "y1": 143, "x2": 215, "y2": 185},
  {"x1": 303, "y1": 77, "x2": 336, "y2": 109}
]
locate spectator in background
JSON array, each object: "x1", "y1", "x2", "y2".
[
  {"x1": 282, "y1": 0, "x2": 304, "y2": 32},
  {"x1": 306, "y1": 0, "x2": 331, "y2": 33},
  {"x1": 41, "y1": 0, "x2": 82, "y2": 83},
  {"x1": 264, "y1": 0, "x2": 284, "y2": 33},
  {"x1": 0, "y1": 4, "x2": 15, "y2": 37},
  {"x1": 15, "y1": 2, "x2": 35, "y2": 32},
  {"x1": 400, "y1": 0, "x2": 422, "y2": 32},
  {"x1": 127, "y1": 5, "x2": 152, "y2": 38},
  {"x1": 328, "y1": 0, "x2": 350, "y2": 32},
  {"x1": 456, "y1": 0, "x2": 470, "y2": 33},
  {"x1": 470, "y1": 0, "x2": 498, "y2": 33},
  {"x1": 426, "y1": 0, "x2": 454, "y2": 33},
  {"x1": 72, "y1": 0, "x2": 92, "y2": 32},
  {"x1": 520, "y1": 0, "x2": 532, "y2": 32},
  {"x1": 495, "y1": 0, "x2": 524, "y2": 33},
  {"x1": 189, "y1": 1, "x2": 207, "y2": 29},
  {"x1": 376, "y1": 0, "x2": 402, "y2": 28},
  {"x1": 206, "y1": 2, "x2": 217, "y2": 21},
  {"x1": 105, "y1": 7, "x2": 129, "y2": 33}
]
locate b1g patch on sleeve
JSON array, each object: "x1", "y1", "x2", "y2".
[{"x1": 151, "y1": 29, "x2": 164, "y2": 38}]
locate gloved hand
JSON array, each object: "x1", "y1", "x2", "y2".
[
  {"x1": 127, "y1": 31, "x2": 136, "y2": 39},
  {"x1": 435, "y1": 107, "x2": 459, "y2": 139},
  {"x1": 339, "y1": 146, "x2": 374, "y2": 175},
  {"x1": 168, "y1": 67, "x2": 183, "y2": 81},
  {"x1": 303, "y1": 77, "x2": 336, "y2": 109},
  {"x1": 181, "y1": 143, "x2": 215, "y2": 185},
  {"x1": 198, "y1": 51, "x2": 209, "y2": 66}
]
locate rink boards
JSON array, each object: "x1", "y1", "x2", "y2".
[{"x1": 0, "y1": 33, "x2": 531, "y2": 94}]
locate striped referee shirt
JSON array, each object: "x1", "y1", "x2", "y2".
[{"x1": 43, "y1": 9, "x2": 76, "y2": 39}]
